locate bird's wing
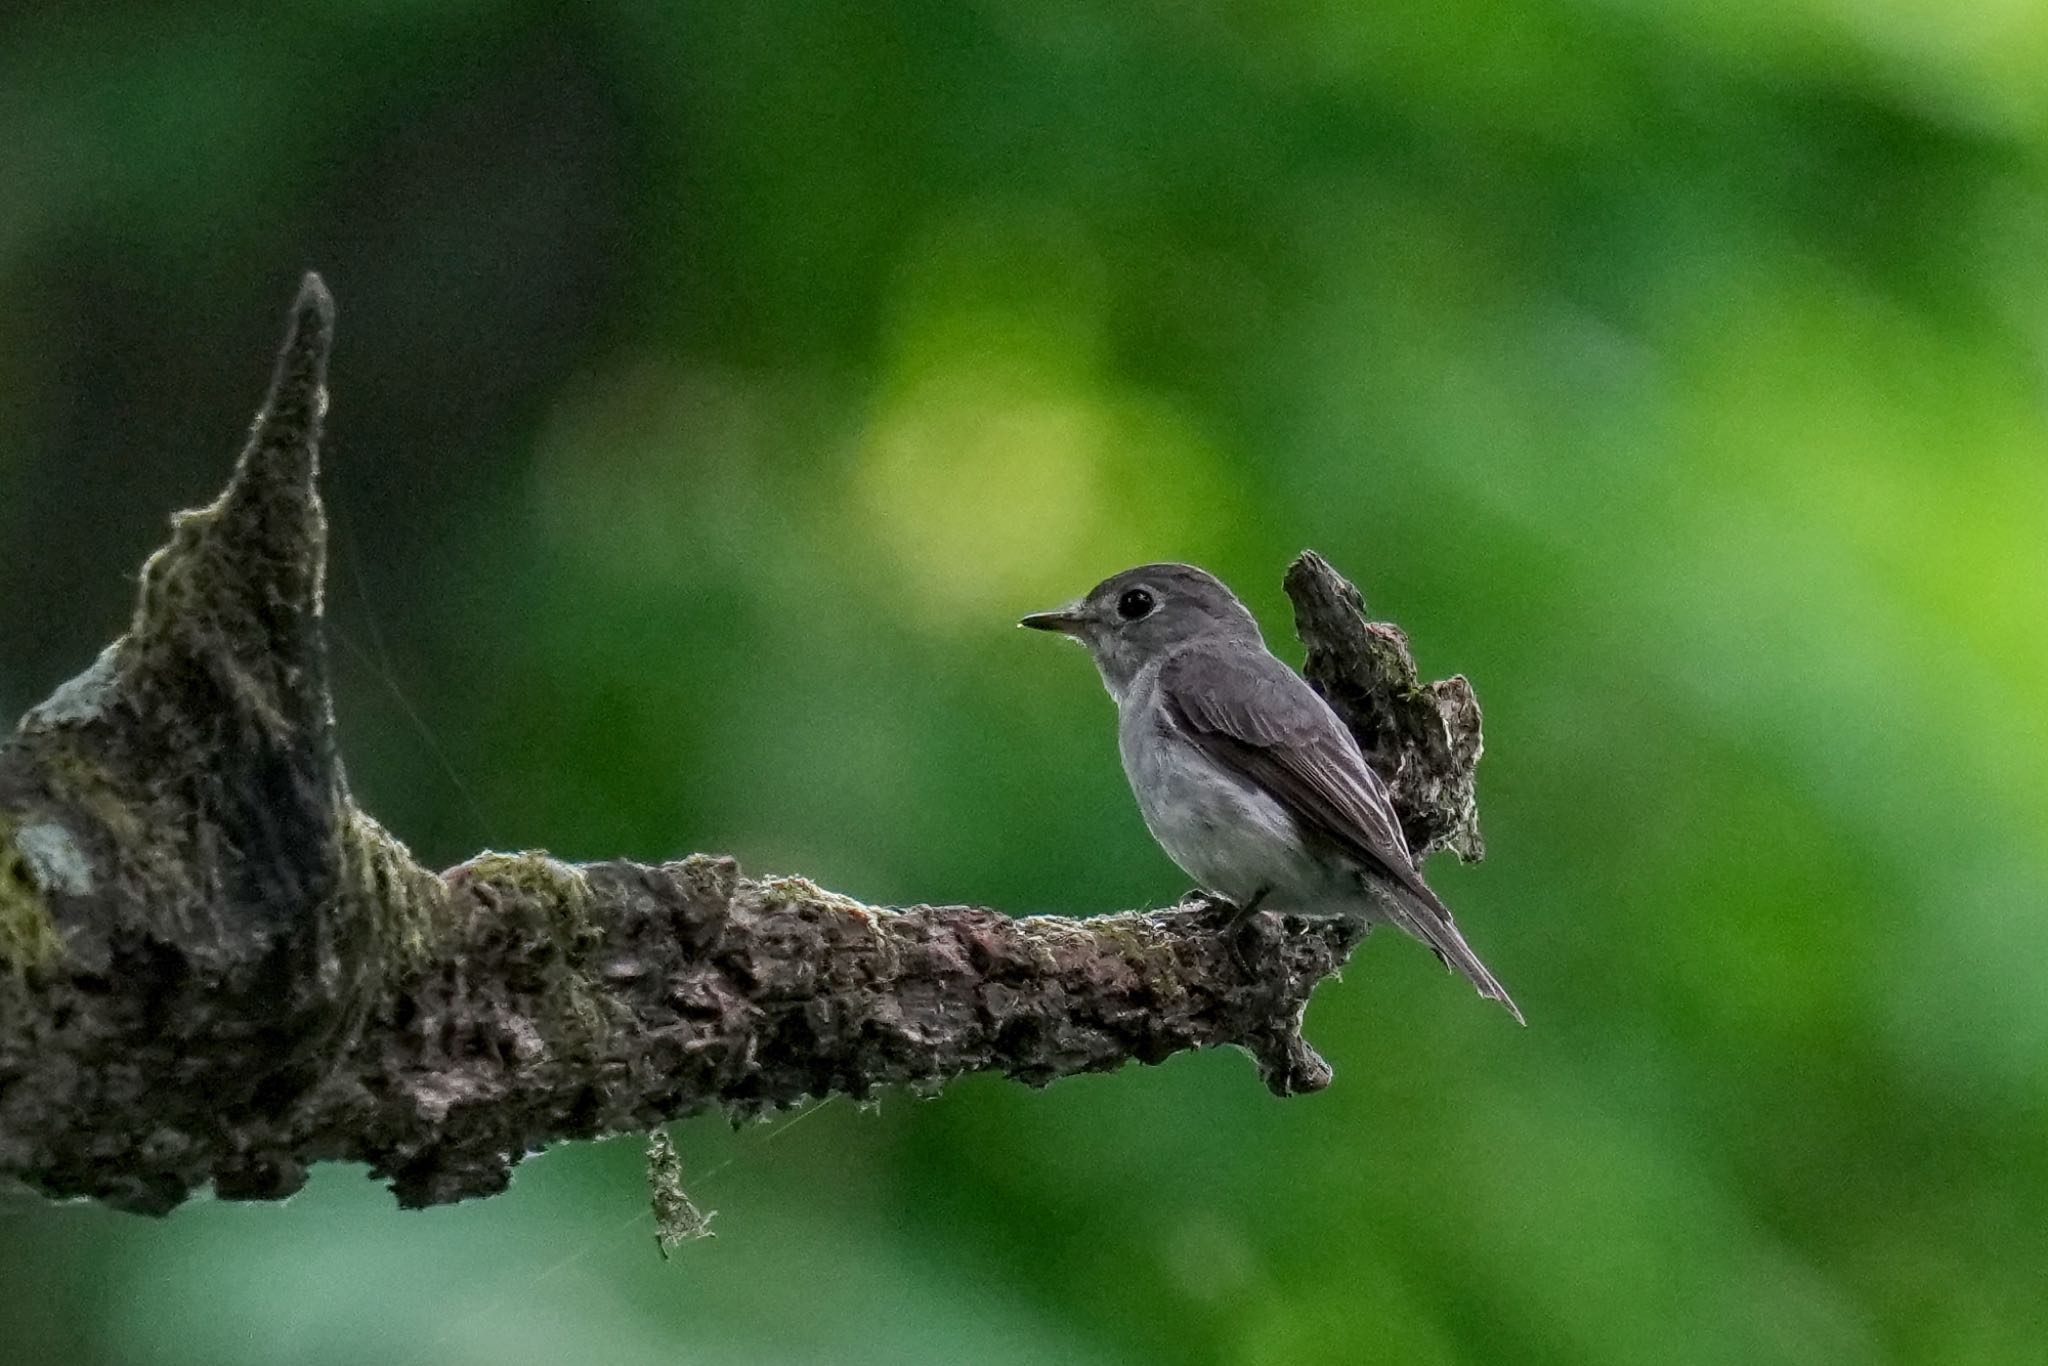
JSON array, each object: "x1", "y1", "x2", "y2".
[
  {"x1": 1159, "y1": 643, "x2": 1444, "y2": 917},
  {"x1": 1162, "y1": 643, "x2": 1524, "y2": 1023}
]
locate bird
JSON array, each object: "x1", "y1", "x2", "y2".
[{"x1": 1021, "y1": 562, "x2": 1522, "y2": 1023}]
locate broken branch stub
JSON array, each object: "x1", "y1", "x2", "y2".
[{"x1": 1284, "y1": 550, "x2": 1486, "y2": 863}]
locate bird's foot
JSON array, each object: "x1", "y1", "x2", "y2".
[{"x1": 1189, "y1": 888, "x2": 1270, "y2": 978}]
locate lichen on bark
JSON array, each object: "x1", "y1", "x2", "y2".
[
  {"x1": 0, "y1": 819, "x2": 64, "y2": 973},
  {"x1": 0, "y1": 276, "x2": 1494, "y2": 1216}
]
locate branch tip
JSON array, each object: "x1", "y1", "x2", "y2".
[
  {"x1": 244, "y1": 270, "x2": 334, "y2": 486},
  {"x1": 295, "y1": 270, "x2": 335, "y2": 331}
]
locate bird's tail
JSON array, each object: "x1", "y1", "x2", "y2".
[{"x1": 1380, "y1": 886, "x2": 1525, "y2": 1025}]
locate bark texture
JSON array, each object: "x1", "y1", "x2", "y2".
[{"x1": 0, "y1": 277, "x2": 1489, "y2": 1215}]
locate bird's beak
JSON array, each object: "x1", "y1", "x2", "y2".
[{"x1": 1019, "y1": 603, "x2": 1088, "y2": 636}]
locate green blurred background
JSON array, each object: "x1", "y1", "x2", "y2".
[{"x1": 4, "y1": 1, "x2": 2046, "y2": 1362}]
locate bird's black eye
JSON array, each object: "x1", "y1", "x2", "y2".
[{"x1": 1116, "y1": 587, "x2": 1156, "y2": 621}]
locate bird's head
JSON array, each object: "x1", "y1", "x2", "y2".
[{"x1": 1021, "y1": 562, "x2": 1263, "y2": 696}]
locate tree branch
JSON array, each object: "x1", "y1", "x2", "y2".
[{"x1": 0, "y1": 277, "x2": 1486, "y2": 1215}]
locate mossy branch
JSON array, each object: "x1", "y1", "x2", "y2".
[{"x1": 0, "y1": 278, "x2": 1486, "y2": 1215}]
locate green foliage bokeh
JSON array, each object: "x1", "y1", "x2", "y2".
[{"x1": 2, "y1": 2, "x2": 2045, "y2": 1362}]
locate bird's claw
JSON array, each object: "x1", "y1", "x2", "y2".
[{"x1": 1181, "y1": 888, "x2": 1272, "y2": 978}]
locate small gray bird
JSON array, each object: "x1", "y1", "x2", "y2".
[{"x1": 1022, "y1": 562, "x2": 1522, "y2": 1023}]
